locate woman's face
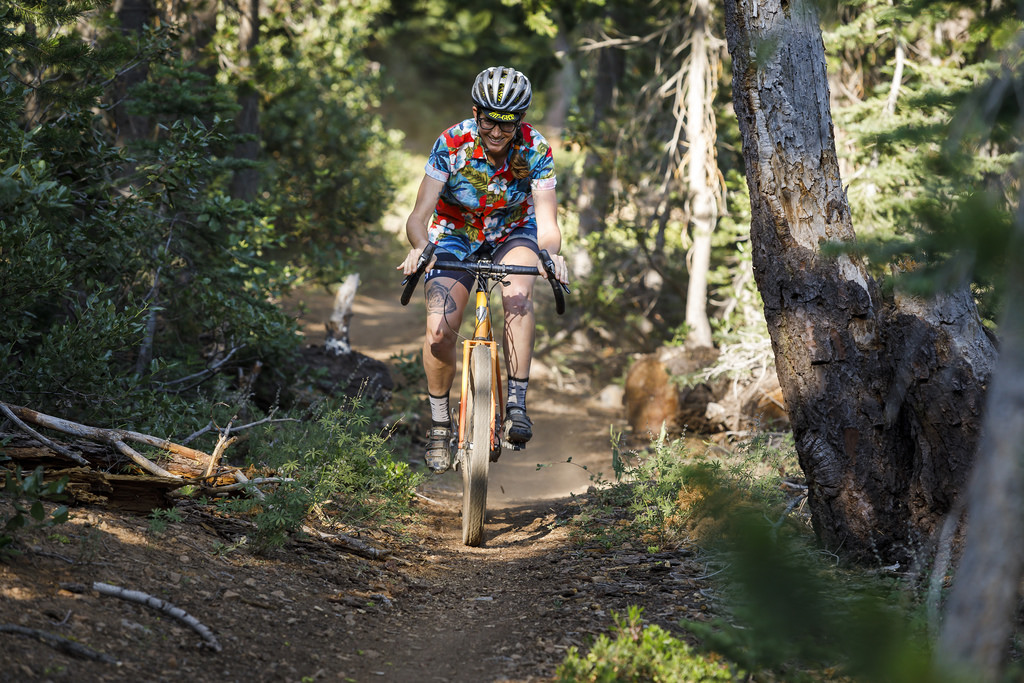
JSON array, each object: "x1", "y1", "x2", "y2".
[{"x1": 473, "y1": 107, "x2": 517, "y2": 158}]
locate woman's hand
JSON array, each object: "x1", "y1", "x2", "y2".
[
  {"x1": 539, "y1": 251, "x2": 569, "y2": 285},
  {"x1": 398, "y1": 246, "x2": 436, "y2": 276}
]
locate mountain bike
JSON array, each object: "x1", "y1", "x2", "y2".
[{"x1": 401, "y1": 242, "x2": 567, "y2": 546}]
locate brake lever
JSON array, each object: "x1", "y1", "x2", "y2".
[
  {"x1": 402, "y1": 242, "x2": 437, "y2": 285},
  {"x1": 538, "y1": 250, "x2": 571, "y2": 294}
]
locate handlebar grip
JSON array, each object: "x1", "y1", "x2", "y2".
[
  {"x1": 538, "y1": 250, "x2": 568, "y2": 316},
  {"x1": 400, "y1": 242, "x2": 437, "y2": 306}
]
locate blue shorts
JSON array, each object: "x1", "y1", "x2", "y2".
[{"x1": 425, "y1": 233, "x2": 539, "y2": 292}]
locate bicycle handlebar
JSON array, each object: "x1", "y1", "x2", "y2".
[{"x1": 400, "y1": 242, "x2": 569, "y2": 315}]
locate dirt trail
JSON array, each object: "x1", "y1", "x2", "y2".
[
  {"x1": 297, "y1": 287, "x2": 621, "y2": 506},
  {"x1": 1, "y1": 283, "x2": 715, "y2": 683}
]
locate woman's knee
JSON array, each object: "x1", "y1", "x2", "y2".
[{"x1": 425, "y1": 321, "x2": 457, "y2": 355}]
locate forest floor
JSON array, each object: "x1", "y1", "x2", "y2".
[{"x1": 1, "y1": 283, "x2": 722, "y2": 683}]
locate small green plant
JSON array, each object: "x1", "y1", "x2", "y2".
[
  {"x1": 569, "y1": 430, "x2": 700, "y2": 550},
  {"x1": 221, "y1": 395, "x2": 423, "y2": 553},
  {"x1": 211, "y1": 537, "x2": 247, "y2": 557},
  {"x1": 148, "y1": 507, "x2": 184, "y2": 535},
  {"x1": 556, "y1": 606, "x2": 741, "y2": 682},
  {"x1": 1, "y1": 464, "x2": 69, "y2": 555},
  {"x1": 217, "y1": 481, "x2": 312, "y2": 553}
]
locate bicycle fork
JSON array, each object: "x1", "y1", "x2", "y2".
[{"x1": 456, "y1": 289, "x2": 504, "y2": 465}]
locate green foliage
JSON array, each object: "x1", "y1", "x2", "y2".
[
  {"x1": 557, "y1": 0, "x2": 755, "y2": 355},
  {"x1": 217, "y1": 480, "x2": 313, "y2": 554},
  {"x1": 1, "y1": 0, "x2": 408, "y2": 436},
  {"x1": 369, "y1": 0, "x2": 563, "y2": 147},
  {"x1": 1, "y1": 463, "x2": 70, "y2": 556},
  {"x1": 823, "y1": 2, "x2": 1023, "y2": 318},
  {"x1": 683, "y1": 508, "x2": 940, "y2": 682},
  {"x1": 556, "y1": 606, "x2": 741, "y2": 682},
  {"x1": 147, "y1": 506, "x2": 184, "y2": 535},
  {"x1": 221, "y1": 396, "x2": 423, "y2": 553},
  {"x1": 0, "y1": 2, "x2": 297, "y2": 430},
  {"x1": 248, "y1": 0, "x2": 402, "y2": 282},
  {"x1": 567, "y1": 428, "x2": 948, "y2": 681},
  {"x1": 571, "y1": 429, "x2": 796, "y2": 551}
]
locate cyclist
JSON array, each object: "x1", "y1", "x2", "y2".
[{"x1": 398, "y1": 65, "x2": 570, "y2": 473}]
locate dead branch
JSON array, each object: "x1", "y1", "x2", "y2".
[
  {"x1": 204, "y1": 417, "x2": 236, "y2": 480},
  {"x1": 0, "y1": 402, "x2": 90, "y2": 466},
  {"x1": 414, "y1": 492, "x2": 445, "y2": 506},
  {"x1": 91, "y1": 582, "x2": 221, "y2": 652},
  {"x1": 231, "y1": 470, "x2": 266, "y2": 501},
  {"x1": 300, "y1": 525, "x2": 390, "y2": 560},
  {"x1": 2, "y1": 403, "x2": 211, "y2": 469},
  {"x1": 110, "y1": 438, "x2": 178, "y2": 478},
  {"x1": 326, "y1": 273, "x2": 360, "y2": 355},
  {"x1": 195, "y1": 476, "x2": 292, "y2": 495},
  {"x1": 157, "y1": 344, "x2": 244, "y2": 389},
  {"x1": 181, "y1": 412, "x2": 299, "y2": 445},
  {"x1": 0, "y1": 623, "x2": 118, "y2": 663}
]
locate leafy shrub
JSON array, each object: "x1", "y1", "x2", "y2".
[
  {"x1": 1, "y1": 463, "x2": 70, "y2": 556},
  {"x1": 570, "y1": 429, "x2": 794, "y2": 552},
  {"x1": 2, "y1": 1, "x2": 402, "y2": 438},
  {"x1": 567, "y1": 430, "x2": 944, "y2": 681},
  {"x1": 221, "y1": 396, "x2": 423, "y2": 552},
  {"x1": 556, "y1": 606, "x2": 740, "y2": 682}
]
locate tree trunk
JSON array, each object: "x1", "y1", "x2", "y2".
[
  {"x1": 683, "y1": 0, "x2": 718, "y2": 348},
  {"x1": 722, "y1": 0, "x2": 996, "y2": 564},
  {"x1": 936, "y1": 218, "x2": 1024, "y2": 680},
  {"x1": 576, "y1": 10, "x2": 624, "y2": 240},
  {"x1": 112, "y1": 0, "x2": 154, "y2": 145},
  {"x1": 230, "y1": 0, "x2": 261, "y2": 201},
  {"x1": 544, "y1": 29, "x2": 575, "y2": 133}
]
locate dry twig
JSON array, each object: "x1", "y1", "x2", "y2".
[
  {"x1": 300, "y1": 525, "x2": 390, "y2": 560},
  {"x1": 91, "y1": 582, "x2": 221, "y2": 652},
  {"x1": 0, "y1": 623, "x2": 117, "y2": 663}
]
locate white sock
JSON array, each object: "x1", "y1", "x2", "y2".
[{"x1": 429, "y1": 393, "x2": 451, "y2": 425}]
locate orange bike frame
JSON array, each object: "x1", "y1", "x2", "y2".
[{"x1": 457, "y1": 288, "x2": 504, "y2": 453}]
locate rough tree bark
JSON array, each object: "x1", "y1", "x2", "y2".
[{"x1": 722, "y1": 0, "x2": 996, "y2": 564}]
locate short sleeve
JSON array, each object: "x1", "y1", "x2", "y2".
[
  {"x1": 425, "y1": 134, "x2": 451, "y2": 182},
  {"x1": 530, "y1": 140, "x2": 556, "y2": 191}
]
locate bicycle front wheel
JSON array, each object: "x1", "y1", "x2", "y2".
[{"x1": 462, "y1": 344, "x2": 492, "y2": 546}]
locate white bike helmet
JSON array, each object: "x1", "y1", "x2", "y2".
[{"x1": 471, "y1": 66, "x2": 532, "y2": 114}]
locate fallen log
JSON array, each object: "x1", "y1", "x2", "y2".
[
  {"x1": 2, "y1": 403, "x2": 219, "y2": 476},
  {"x1": 50, "y1": 467, "x2": 182, "y2": 512},
  {"x1": 0, "y1": 403, "x2": 280, "y2": 509}
]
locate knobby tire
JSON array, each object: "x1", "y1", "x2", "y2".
[{"x1": 462, "y1": 345, "x2": 491, "y2": 546}]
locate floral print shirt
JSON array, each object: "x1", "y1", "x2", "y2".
[{"x1": 424, "y1": 118, "x2": 557, "y2": 246}]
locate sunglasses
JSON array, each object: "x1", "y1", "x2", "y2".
[{"x1": 477, "y1": 113, "x2": 521, "y2": 134}]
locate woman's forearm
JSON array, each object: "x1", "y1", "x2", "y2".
[{"x1": 533, "y1": 188, "x2": 561, "y2": 253}]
